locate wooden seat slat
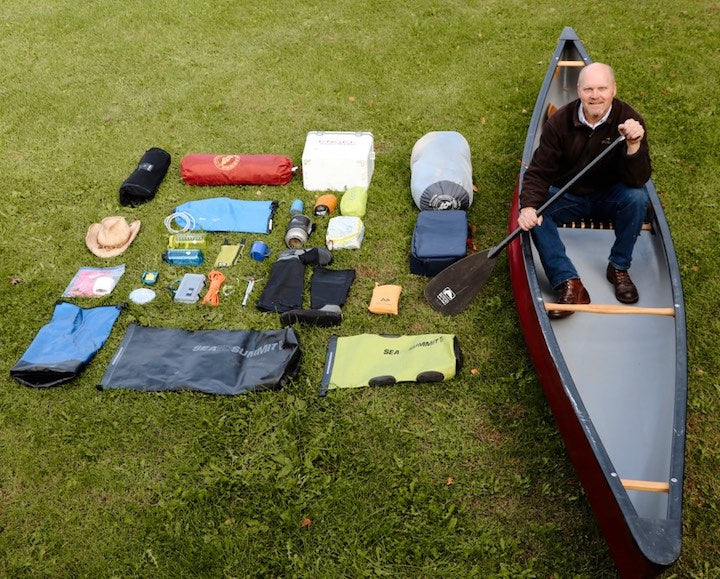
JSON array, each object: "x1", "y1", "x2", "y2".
[
  {"x1": 621, "y1": 479, "x2": 671, "y2": 493},
  {"x1": 544, "y1": 303, "x2": 676, "y2": 316},
  {"x1": 557, "y1": 60, "x2": 586, "y2": 67}
]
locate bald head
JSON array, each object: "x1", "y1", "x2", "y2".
[
  {"x1": 578, "y1": 62, "x2": 616, "y2": 88},
  {"x1": 577, "y1": 62, "x2": 617, "y2": 123}
]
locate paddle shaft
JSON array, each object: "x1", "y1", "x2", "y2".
[{"x1": 487, "y1": 134, "x2": 627, "y2": 259}]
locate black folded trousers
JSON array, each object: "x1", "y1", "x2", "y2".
[{"x1": 119, "y1": 147, "x2": 171, "y2": 206}]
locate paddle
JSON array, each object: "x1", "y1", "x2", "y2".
[{"x1": 424, "y1": 134, "x2": 627, "y2": 315}]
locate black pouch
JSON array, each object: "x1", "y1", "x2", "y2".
[{"x1": 119, "y1": 147, "x2": 171, "y2": 206}]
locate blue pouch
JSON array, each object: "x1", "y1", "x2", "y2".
[
  {"x1": 10, "y1": 302, "x2": 123, "y2": 388},
  {"x1": 410, "y1": 210, "x2": 468, "y2": 276},
  {"x1": 174, "y1": 197, "x2": 277, "y2": 233}
]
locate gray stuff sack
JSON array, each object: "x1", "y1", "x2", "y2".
[{"x1": 99, "y1": 324, "x2": 301, "y2": 395}]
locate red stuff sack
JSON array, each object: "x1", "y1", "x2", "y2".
[{"x1": 181, "y1": 154, "x2": 294, "y2": 186}]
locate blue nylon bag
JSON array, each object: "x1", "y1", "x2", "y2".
[
  {"x1": 410, "y1": 210, "x2": 468, "y2": 276},
  {"x1": 10, "y1": 302, "x2": 123, "y2": 388},
  {"x1": 174, "y1": 197, "x2": 277, "y2": 233}
]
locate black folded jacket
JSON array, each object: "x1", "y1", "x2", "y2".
[
  {"x1": 256, "y1": 248, "x2": 333, "y2": 313},
  {"x1": 119, "y1": 147, "x2": 171, "y2": 206}
]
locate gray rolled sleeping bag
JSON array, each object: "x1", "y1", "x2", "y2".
[{"x1": 410, "y1": 131, "x2": 473, "y2": 211}]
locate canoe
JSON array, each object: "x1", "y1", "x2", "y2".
[{"x1": 507, "y1": 27, "x2": 686, "y2": 577}]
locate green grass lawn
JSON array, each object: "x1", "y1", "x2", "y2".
[{"x1": 1, "y1": 1, "x2": 719, "y2": 576}]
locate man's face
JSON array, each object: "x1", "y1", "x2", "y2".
[{"x1": 577, "y1": 65, "x2": 617, "y2": 122}]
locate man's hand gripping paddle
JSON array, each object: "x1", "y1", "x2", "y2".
[{"x1": 424, "y1": 135, "x2": 626, "y2": 316}]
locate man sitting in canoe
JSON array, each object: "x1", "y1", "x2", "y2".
[{"x1": 517, "y1": 62, "x2": 650, "y2": 319}]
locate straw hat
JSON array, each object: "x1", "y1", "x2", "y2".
[{"x1": 86, "y1": 216, "x2": 141, "y2": 258}]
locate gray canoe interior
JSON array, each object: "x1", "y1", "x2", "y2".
[{"x1": 531, "y1": 227, "x2": 677, "y2": 520}]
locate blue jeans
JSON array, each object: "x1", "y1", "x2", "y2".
[{"x1": 530, "y1": 182, "x2": 649, "y2": 289}]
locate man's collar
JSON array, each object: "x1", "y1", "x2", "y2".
[{"x1": 578, "y1": 102, "x2": 612, "y2": 129}]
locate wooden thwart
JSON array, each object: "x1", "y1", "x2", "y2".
[
  {"x1": 544, "y1": 303, "x2": 676, "y2": 316},
  {"x1": 557, "y1": 60, "x2": 586, "y2": 67},
  {"x1": 621, "y1": 479, "x2": 670, "y2": 493}
]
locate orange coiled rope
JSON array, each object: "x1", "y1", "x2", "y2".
[{"x1": 201, "y1": 270, "x2": 226, "y2": 306}]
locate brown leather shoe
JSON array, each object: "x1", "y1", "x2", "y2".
[
  {"x1": 606, "y1": 264, "x2": 639, "y2": 304},
  {"x1": 548, "y1": 278, "x2": 591, "y2": 319}
]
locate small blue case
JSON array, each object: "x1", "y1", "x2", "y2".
[{"x1": 410, "y1": 210, "x2": 468, "y2": 276}]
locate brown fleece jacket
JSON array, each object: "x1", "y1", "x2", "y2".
[{"x1": 520, "y1": 97, "x2": 652, "y2": 210}]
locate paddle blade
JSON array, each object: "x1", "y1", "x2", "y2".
[{"x1": 423, "y1": 249, "x2": 498, "y2": 315}]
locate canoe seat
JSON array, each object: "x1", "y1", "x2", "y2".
[
  {"x1": 621, "y1": 479, "x2": 670, "y2": 493},
  {"x1": 558, "y1": 204, "x2": 655, "y2": 231},
  {"x1": 559, "y1": 220, "x2": 652, "y2": 232}
]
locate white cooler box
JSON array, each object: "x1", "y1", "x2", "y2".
[{"x1": 302, "y1": 131, "x2": 375, "y2": 191}]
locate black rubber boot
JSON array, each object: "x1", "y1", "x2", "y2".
[{"x1": 280, "y1": 305, "x2": 342, "y2": 327}]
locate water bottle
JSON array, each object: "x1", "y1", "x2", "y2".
[
  {"x1": 410, "y1": 131, "x2": 473, "y2": 211},
  {"x1": 162, "y1": 249, "x2": 205, "y2": 266},
  {"x1": 290, "y1": 198, "x2": 304, "y2": 215},
  {"x1": 284, "y1": 215, "x2": 314, "y2": 248}
]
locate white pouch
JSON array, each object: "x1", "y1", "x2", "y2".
[{"x1": 326, "y1": 216, "x2": 365, "y2": 250}]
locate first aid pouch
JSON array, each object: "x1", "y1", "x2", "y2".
[{"x1": 368, "y1": 283, "x2": 402, "y2": 315}]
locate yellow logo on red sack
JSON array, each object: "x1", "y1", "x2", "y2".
[{"x1": 213, "y1": 155, "x2": 241, "y2": 171}]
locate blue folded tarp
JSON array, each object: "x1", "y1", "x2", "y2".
[
  {"x1": 174, "y1": 197, "x2": 277, "y2": 233},
  {"x1": 11, "y1": 302, "x2": 123, "y2": 388}
]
